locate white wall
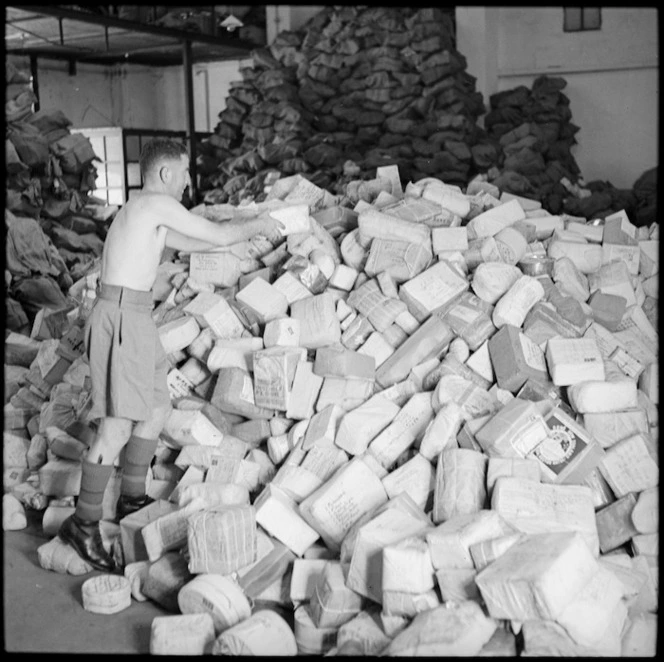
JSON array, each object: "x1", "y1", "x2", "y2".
[
  {"x1": 266, "y1": 5, "x2": 325, "y2": 44},
  {"x1": 10, "y1": 56, "x2": 120, "y2": 128},
  {"x1": 8, "y1": 54, "x2": 243, "y2": 134},
  {"x1": 458, "y1": 6, "x2": 659, "y2": 189}
]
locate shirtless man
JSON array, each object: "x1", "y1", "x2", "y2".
[{"x1": 58, "y1": 138, "x2": 283, "y2": 571}]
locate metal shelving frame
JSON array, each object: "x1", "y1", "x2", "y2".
[{"x1": 6, "y1": 5, "x2": 260, "y2": 204}]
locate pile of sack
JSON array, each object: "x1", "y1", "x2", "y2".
[
  {"x1": 197, "y1": 4, "x2": 648, "y2": 235},
  {"x1": 4, "y1": 164, "x2": 658, "y2": 656},
  {"x1": 483, "y1": 75, "x2": 643, "y2": 220},
  {"x1": 199, "y1": 6, "x2": 496, "y2": 205},
  {"x1": 5, "y1": 61, "x2": 117, "y2": 334}
]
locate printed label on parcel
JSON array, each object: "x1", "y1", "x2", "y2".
[{"x1": 531, "y1": 410, "x2": 588, "y2": 479}]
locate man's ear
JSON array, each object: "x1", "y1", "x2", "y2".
[{"x1": 159, "y1": 165, "x2": 170, "y2": 184}]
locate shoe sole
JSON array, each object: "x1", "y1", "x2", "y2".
[{"x1": 58, "y1": 530, "x2": 116, "y2": 573}]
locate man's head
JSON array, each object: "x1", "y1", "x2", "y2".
[{"x1": 139, "y1": 138, "x2": 190, "y2": 200}]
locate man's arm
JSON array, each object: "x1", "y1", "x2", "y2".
[
  {"x1": 152, "y1": 195, "x2": 284, "y2": 246},
  {"x1": 164, "y1": 228, "x2": 223, "y2": 253}
]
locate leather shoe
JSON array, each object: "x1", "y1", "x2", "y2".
[
  {"x1": 58, "y1": 514, "x2": 116, "y2": 573},
  {"x1": 115, "y1": 494, "x2": 154, "y2": 522}
]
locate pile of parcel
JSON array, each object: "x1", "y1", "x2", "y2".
[{"x1": 3, "y1": 166, "x2": 659, "y2": 656}]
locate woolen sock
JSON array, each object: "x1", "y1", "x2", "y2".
[
  {"x1": 120, "y1": 435, "x2": 159, "y2": 498},
  {"x1": 75, "y1": 460, "x2": 114, "y2": 522}
]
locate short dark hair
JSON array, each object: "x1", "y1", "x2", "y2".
[{"x1": 139, "y1": 138, "x2": 188, "y2": 179}]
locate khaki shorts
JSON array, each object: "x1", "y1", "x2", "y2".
[{"x1": 85, "y1": 284, "x2": 170, "y2": 422}]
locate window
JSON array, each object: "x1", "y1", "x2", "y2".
[
  {"x1": 564, "y1": 7, "x2": 601, "y2": 32},
  {"x1": 73, "y1": 128, "x2": 210, "y2": 205},
  {"x1": 71, "y1": 127, "x2": 125, "y2": 206}
]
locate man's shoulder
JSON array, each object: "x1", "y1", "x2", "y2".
[{"x1": 124, "y1": 192, "x2": 181, "y2": 219}]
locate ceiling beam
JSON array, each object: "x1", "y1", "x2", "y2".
[
  {"x1": 13, "y1": 5, "x2": 258, "y2": 51},
  {"x1": 5, "y1": 47, "x2": 185, "y2": 67}
]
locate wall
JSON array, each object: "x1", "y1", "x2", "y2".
[
  {"x1": 9, "y1": 55, "x2": 117, "y2": 127},
  {"x1": 457, "y1": 6, "x2": 659, "y2": 189},
  {"x1": 266, "y1": 5, "x2": 325, "y2": 44},
  {"x1": 8, "y1": 54, "x2": 164, "y2": 130},
  {"x1": 8, "y1": 54, "x2": 243, "y2": 134}
]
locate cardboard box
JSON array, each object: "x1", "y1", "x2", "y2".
[
  {"x1": 253, "y1": 347, "x2": 305, "y2": 411},
  {"x1": 528, "y1": 407, "x2": 606, "y2": 485},
  {"x1": 120, "y1": 499, "x2": 178, "y2": 564},
  {"x1": 376, "y1": 316, "x2": 455, "y2": 389},
  {"x1": 547, "y1": 240, "x2": 603, "y2": 274},
  {"x1": 358, "y1": 208, "x2": 431, "y2": 254},
  {"x1": 357, "y1": 332, "x2": 395, "y2": 367},
  {"x1": 475, "y1": 531, "x2": 599, "y2": 621},
  {"x1": 418, "y1": 401, "x2": 464, "y2": 461},
  {"x1": 598, "y1": 433, "x2": 659, "y2": 497},
  {"x1": 466, "y1": 199, "x2": 525, "y2": 239},
  {"x1": 545, "y1": 337, "x2": 605, "y2": 386},
  {"x1": 469, "y1": 532, "x2": 524, "y2": 571},
  {"x1": 161, "y1": 409, "x2": 224, "y2": 448},
  {"x1": 286, "y1": 361, "x2": 323, "y2": 421},
  {"x1": 488, "y1": 324, "x2": 548, "y2": 393},
  {"x1": 236, "y1": 534, "x2": 296, "y2": 599},
  {"x1": 439, "y1": 291, "x2": 495, "y2": 351},
  {"x1": 399, "y1": 260, "x2": 469, "y2": 323},
  {"x1": 367, "y1": 392, "x2": 434, "y2": 469},
  {"x1": 313, "y1": 345, "x2": 376, "y2": 381},
  {"x1": 381, "y1": 600, "x2": 497, "y2": 656},
  {"x1": 211, "y1": 368, "x2": 274, "y2": 420},
  {"x1": 348, "y1": 279, "x2": 408, "y2": 332},
  {"x1": 290, "y1": 293, "x2": 341, "y2": 349},
  {"x1": 346, "y1": 508, "x2": 431, "y2": 602},
  {"x1": 582, "y1": 408, "x2": 650, "y2": 449},
  {"x1": 432, "y1": 226, "x2": 468, "y2": 254},
  {"x1": 302, "y1": 404, "x2": 345, "y2": 451},
  {"x1": 595, "y1": 493, "x2": 639, "y2": 553},
  {"x1": 158, "y1": 316, "x2": 201, "y2": 355},
  {"x1": 235, "y1": 278, "x2": 289, "y2": 325},
  {"x1": 475, "y1": 398, "x2": 549, "y2": 458},
  {"x1": 490, "y1": 476, "x2": 599, "y2": 555},
  {"x1": 254, "y1": 485, "x2": 320, "y2": 557},
  {"x1": 432, "y1": 448, "x2": 488, "y2": 523},
  {"x1": 364, "y1": 238, "x2": 432, "y2": 283},
  {"x1": 309, "y1": 562, "x2": 363, "y2": 629},
  {"x1": 189, "y1": 251, "x2": 241, "y2": 287},
  {"x1": 315, "y1": 377, "x2": 374, "y2": 412},
  {"x1": 298, "y1": 458, "x2": 388, "y2": 552},
  {"x1": 183, "y1": 292, "x2": 245, "y2": 339},
  {"x1": 381, "y1": 453, "x2": 435, "y2": 511},
  {"x1": 382, "y1": 536, "x2": 435, "y2": 594},
  {"x1": 552, "y1": 256, "x2": 590, "y2": 302},
  {"x1": 335, "y1": 394, "x2": 401, "y2": 456}
]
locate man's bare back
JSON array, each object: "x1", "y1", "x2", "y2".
[{"x1": 101, "y1": 192, "x2": 169, "y2": 292}]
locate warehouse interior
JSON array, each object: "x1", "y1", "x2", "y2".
[{"x1": 4, "y1": 5, "x2": 659, "y2": 656}]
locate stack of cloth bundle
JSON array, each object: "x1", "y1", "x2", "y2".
[
  {"x1": 5, "y1": 61, "x2": 117, "y2": 335},
  {"x1": 199, "y1": 6, "x2": 495, "y2": 205}
]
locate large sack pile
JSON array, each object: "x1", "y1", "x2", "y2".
[
  {"x1": 481, "y1": 74, "x2": 641, "y2": 224},
  {"x1": 4, "y1": 166, "x2": 658, "y2": 656},
  {"x1": 199, "y1": 6, "x2": 495, "y2": 205},
  {"x1": 198, "y1": 6, "x2": 650, "y2": 235},
  {"x1": 5, "y1": 61, "x2": 117, "y2": 334},
  {"x1": 483, "y1": 75, "x2": 583, "y2": 206}
]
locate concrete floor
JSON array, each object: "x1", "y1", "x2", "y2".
[{"x1": 3, "y1": 508, "x2": 169, "y2": 654}]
